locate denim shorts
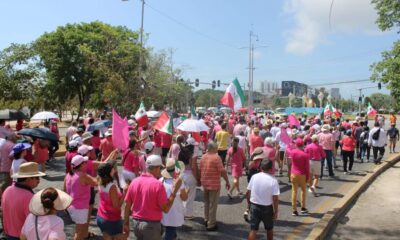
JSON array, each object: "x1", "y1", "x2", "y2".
[
  {"x1": 249, "y1": 203, "x2": 274, "y2": 231},
  {"x1": 96, "y1": 215, "x2": 123, "y2": 236}
]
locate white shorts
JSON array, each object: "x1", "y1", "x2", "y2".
[
  {"x1": 122, "y1": 169, "x2": 136, "y2": 182},
  {"x1": 68, "y1": 207, "x2": 89, "y2": 224},
  {"x1": 310, "y1": 160, "x2": 321, "y2": 176}
]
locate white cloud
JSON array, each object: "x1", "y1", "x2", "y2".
[{"x1": 284, "y1": 0, "x2": 380, "y2": 55}]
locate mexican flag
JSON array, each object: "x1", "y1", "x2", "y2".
[
  {"x1": 154, "y1": 111, "x2": 173, "y2": 135},
  {"x1": 324, "y1": 103, "x2": 342, "y2": 117},
  {"x1": 367, "y1": 102, "x2": 377, "y2": 116},
  {"x1": 220, "y1": 78, "x2": 245, "y2": 112},
  {"x1": 134, "y1": 101, "x2": 149, "y2": 127}
]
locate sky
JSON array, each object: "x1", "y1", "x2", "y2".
[{"x1": 0, "y1": 0, "x2": 397, "y2": 99}]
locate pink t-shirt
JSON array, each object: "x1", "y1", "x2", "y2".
[
  {"x1": 92, "y1": 136, "x2": 101, "y2": 149},
  {"x1": 124, "y1": 173, "x2": 168, "y2": 221},
  {"x1": 228, "y1": 147, "x2": 245, "y2": 167},
  {"x1": 1, "y1": 184, "x2": 33, "y2": 237},
  {"x1": 34, "y1": 139, "x2": 48, "y2": 163},
  {"x1": 98, "y1": 183, "x2": 122, "y2": 221},
  {"x1": 122, "y1": 150, "x2": 140, "y2": 173},
  {"x1": 21, "y1": 214, "x2": 66, "y2": 240},
  {"x1": 65, "y1": 150, "x2": 78, "y2": 173},
  {"x1": 249, "y1": 135, "x2": 264, "y2": 154},
  {"x1": 100, "y1": 138, "x2": 115, "y2": 161},
  {"x1": 304, "y1": 143, "x2": 326, "y2": 161},
  {"x1": 290, "y1": 148, "x2": 310, "y2": 180},
  {"x1": 65, "y1": 172, "x2": 90, "y2": 209},
  {"x1": 0, "y1": 140, "x2": 14, "y2": 172},
  {"x1": 169, "y1": 144, "x2": 181, "y2": 160},
  {"x1": 263, "y1": 145, "x2": 277, "y2": 175},
  {"x1": 318, "y1": 132, "x2": 335, "y2": 150}
]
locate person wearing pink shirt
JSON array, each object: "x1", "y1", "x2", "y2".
[
  {"x1": 121, "y1": 139, "x2": 141, "y2": 184},
  {"x1": 100, "y1": 129, "x2": 115, "y2": 162},
  {"x1": 169, "y1": 135, "x2": 184, "y2": 160},
  {"x1": 317, "y1": 124, "x2": 336, "y2": 177},
  {"x1": 91, "y1": 130, "x2": 101, "y2": 158},
  {"x1": 33, "y1": 138, "x2": 49, "y2": 173},
  {"x1": 263, "y1": 137, "x2": 277, "y2": 176},
  {"x1": 340, "y1": 130, "x2": 356, "y2": 174},
  {"x1": 160, "y1": 131, "x2": 172, "y2": 161},
  {"x1": 290, "y1": 139, "x2": 310, "y2": 216},
  {"x1": 123, "y1": 155, "x2": 182, "y2": 240},
  {"x1": 304, "y1": 135, "x2": 326, "y2": 197},
  {"x1": 249, "y1": 128, "x2": 264, "y2": 155},
  {"x1": 0, "y1": 133, "x2": 17, "y2": 200},
  {"x1": 226, "y1": 138, "x2": 246, "y2": 198},
  {"x1": 1, "y1": 162, "x2": 45, "y2": 239}
]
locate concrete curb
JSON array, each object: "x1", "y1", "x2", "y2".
[{"x1": 306, "y1": 154, "x2": 400, "y2": 240}]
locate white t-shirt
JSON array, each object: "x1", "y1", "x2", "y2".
[
  {"x1": 11, "y1": 158, "x2": 27, "y2": 179},
  {"x1": 21, "y1": 214, "x2": 66, "y2": 240},
  {"x1": 247, "y1": 172, "x2": 280, "y2": 206},
  {"x1": 270, "y1": 126, "x2": 280, "y2": 139},
  {"x1": 161, "y1": 178, "x2": 185, "y2": 227}
]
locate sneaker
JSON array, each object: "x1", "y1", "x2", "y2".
[
  {"x1": 292, "y1": 211, "x2": 299, "y2": 216},
  {"x1": 206, "y1": 225, "x2": 218, "y2": 231},
  {"x1": 343, "y1": 171, "x2": 348, "y2": 175},
  {"x1": 301, "y1": 208, "x2": 309, "y2": 214},
  {"x1": 243, "y1": 210, "x2": 249, "y2": 222},
  {"x1": 308, "y1": 188, "x2": 313, "y2": 193}
]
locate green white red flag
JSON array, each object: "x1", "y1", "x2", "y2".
[
  {"x1": 367, "y1": 102, "x2": 377, "y2": 116},
  {"x1": 134, "y1": 101, "x2": 149, "y2": 127},
  {"x1": 153, "y1": 111, "x2": 173, "y2": 135},
  {"x1": 324, "y1": 103, "x2": 342, "y2": 117},
  {"x1": 219, "y1": 78, "x2": 245, "y2": 112}
]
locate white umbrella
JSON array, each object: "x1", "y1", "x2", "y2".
[
  {"x1": 177, "y1": 119, "x2": 209, "y2": 132},
  {"x1": 146, "y1": 111, "x2": 161, "y2": 118},
  {"x1": 31, "y1": 111, "x2": 59, "y2": 120}
]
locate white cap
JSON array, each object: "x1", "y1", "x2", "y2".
[
  {"x1": 144, "y1": 141, "x2": 155, "y2": 151},
  {"x1": 71, "y1": 155, "x2": 88, "y2": 167},
  {"x1": 68, "y1": 140, "x2": 79, "y2": 148},
  {"x1": 78, "y1": 145, "x2": 93, "y2": 155},
  {"x1": 146, "y1": 155, "x2": 164, "y2": 167}
]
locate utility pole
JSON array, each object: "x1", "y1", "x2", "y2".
[{"x1": 138, "y1": 0, "x2": 145, "y2": 86}]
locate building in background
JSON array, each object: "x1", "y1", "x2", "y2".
[
  {"x1": 259, "y1": 80, "x2": 278, "y2": 97},
  {"x1": 330, "y1": 88, "x2": 341, "y2": 99},
  {"x1": 281, "y1": 81, "x2": 308, "y2": 97}
]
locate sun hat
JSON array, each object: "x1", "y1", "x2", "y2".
[
  {"x1": 186, "y1": 137, "x2": 198, "y2": 146},
  {"x1": 97, "y1": 160, "x2": 117, "y2": 178},
  {"x1": 253, "y1": 152, "x2": 267, "y2": 161},
  {"x1": 29, "y1": 188, "x2": 72, "y2": 216},
  {"x1": 81, "y1": 132, "x2": 93, "y2": 142},
  {"x1": 11, "y1": 162, "x2": 46, "y2": 179},
  {"x1": 78, "y1": 145, "x2": 93, "y2": 156},
  {"x1": 105, "y1": 129, "x2": 112, "y2": 137},
  {"x1": 321, "y1": 124, "x2": 331, "y2": 132},
  {"x1": 146, "y1": 155, "x2": 164, "y2": 167},
  {"x1": 9, "y1": 143, "x2": 31, "y2": 156},
  {"x1": 144, "y1": 141, "x2": 155, "y2": 151},
  {"x1": 161, "y1": 159, "x2": 185, "y2": 179},
  {"x1": 71, "y1": 155, "x2": 88, "y2": 168},
  {"x1": 264, "y1": 137, "x2": 275, "y2": 146}
]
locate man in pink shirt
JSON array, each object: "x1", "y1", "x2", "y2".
[
  {"x1": 317, "y1": 124, "x2": 336, "y2": 177},
  {"x1": 304, "y1": 135, "x2": 326, "y2": 196},
  {"x1": 290, "y1": 139, "x2": 310, "y2": 216},
  {"x1": 1, "y1": 162, "x2": 45, "y2": 239},
  {"x1": 100, "y1": 129, "x2": 115, "y2": 162},
  {"x1": 123, "y1": 155, "x2": 182, "y2": 240},
  {"x1": 0, "y1": 133, "x2": 17, "y2": 200},
  {"x1": 249, "y1": 128, "x2": 264, "y2": 155}
]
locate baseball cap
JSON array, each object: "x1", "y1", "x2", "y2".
[
  {"x1": 78, "y1": 145, "x2": 93, "y2": 155},
  {"x1": 144, "y1": 142, "x2": 155, "y2": 151},
  {"x1": 146, "y1": 155, "x2": 164, "y2": 167},
  {"x1": 71, "y1": 155, "x2": 88, "y2": 167}
]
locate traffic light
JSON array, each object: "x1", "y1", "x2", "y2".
[
  {"x1": 217, "y1": 80, "x2": 220, "y2": 87},
  {"x1": 180, "y1": 78, "x2": 184, "y2": 82},
  {"x1": 212, "y1": 80, "x2": 216, "y2": 89},
  {"x1": 195, "y1": 78, "x2": 199, "y2": 87},
  {"x1": 378, "y1": 82, "x2": 381, "y2": 90}
]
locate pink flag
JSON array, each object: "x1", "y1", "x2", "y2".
[
  {"x1": 288, "y1": 114, "x2": 300, "y2": 128},
  {"x1": 112, "y1": 109, "x2": 129, "y2": 150},
  {"x1": 280, "y1": 127, "x2": 291, "y2": 146}
]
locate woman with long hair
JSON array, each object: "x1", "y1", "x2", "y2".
[
  {"x1": 226, "y1": 137, "x2": 246, "y2": 198},
  {"x1": 121, "y1": 139, "x2": 141, "y2": 185},
  {"x1": 64, "y1": 155, "x2": 97, "y2": 240},
  {"x1": 20, "y1": 187, "x2": 72, "y2": 240},
  {"x1": 96, "y1": 161, "x2": 126, "y2": 240}
]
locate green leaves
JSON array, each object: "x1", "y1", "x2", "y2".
[{"x1": 372, "y1": 0, "x2": 400, "y2": 32}]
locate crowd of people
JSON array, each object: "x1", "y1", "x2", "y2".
[{"x1": 0, "y1": 110, "x2": 398, "y2": 240}]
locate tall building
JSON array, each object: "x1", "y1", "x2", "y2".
[
  {"x1": 259, "y1": 80, "x2": 278, "y2": 96},
  {"x1": 281, "y1": 81, "x2": 308, "y2": 97},
  {"x1": 330, "y1": 88, "x2": 341, "y2": 99}
]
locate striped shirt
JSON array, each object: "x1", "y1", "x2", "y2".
[{"x1": 200, "y1": 152, "x2": 224, "y2": 190}]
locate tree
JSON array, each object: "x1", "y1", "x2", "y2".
[
  {"x1": 371, "y1": 0, "x2": 400, "y2": 109},
  {"x1": 34, "y1": 21, "x2": 142, "y2": 118},
  {"x1": 367, "y1": 93, "x2": 395, "y2": 110},
  {"x1": 194, "y1": 89, "x2": 224, "y2": 107}
]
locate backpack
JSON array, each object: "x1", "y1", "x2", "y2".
[{"x1": 372, "y1": 128, "x2": 381, "y2": 140}]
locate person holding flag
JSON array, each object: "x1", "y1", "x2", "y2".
[{"x1": 220, "y1": 78, "x2": 245, "y2": 112}]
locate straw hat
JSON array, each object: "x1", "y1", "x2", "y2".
[
  {"x1": 161, "y1": 159, "x2": 185, "y2": 179},
  {"x1": 321, "y1": 124, "x2": 331, "y2": 132},
  {"x1": 11, "y1": 162, "x2": 46, "y2": 179},
  {"x1": 253, "y1": 152, "x2": 267, "y2": 161},
  {"x1": 29, "y1": 188, "x2": 72, "y2": 216},
  {"x1": 81, "y1": 132, "x2": 93, "y2": 142}
]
